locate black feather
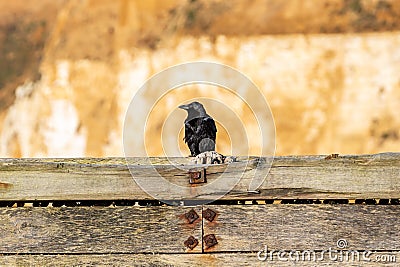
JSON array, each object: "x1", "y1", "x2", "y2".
[{"x1": 179, "y1": 101, "x2": 217, "y2": 156}]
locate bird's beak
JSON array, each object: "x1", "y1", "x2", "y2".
[{"x1": 179, "y1": 104, "x2": 189, "y2": 110}]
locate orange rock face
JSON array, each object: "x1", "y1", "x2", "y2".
[{"x1": 0, "y1": 0, "x2": 400, "y2": 157}]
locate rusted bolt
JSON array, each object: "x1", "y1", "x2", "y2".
[
  {"x1": 203, "y1": 208, "x2": 216, "y2": 222},
  {"x1": 184, "y1": 235, "x2": 199, "y2": 250},
  {"x1": 204, "y1": 234, "x2": 218, "y2": 249},
  {"x1": 185, "y1": 209, "x2": 199, "y2": 224},
  {"x1": 189, "y1": 168, "x2": 206, "y2": 184}
]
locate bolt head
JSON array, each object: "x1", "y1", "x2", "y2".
[
  {"x1": 184, "y1": 236, "x2": 199, "y2": 250},
  {"x1": 189, "y1": 168, "x2": 206, "y2": 184},
  {"x1": 185, "y1": 209, "x2": 199, "y2": 224},
  {"x1": 204, "y1": 234, "x2": 218, "y2": 249}
]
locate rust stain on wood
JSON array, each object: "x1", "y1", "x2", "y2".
[{"x1": 0, "y1": 182, "x2": 12, "y2": 189}]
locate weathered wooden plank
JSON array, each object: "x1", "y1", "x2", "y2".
[
  {"x1": 1, "y1": 252, "x2": 398, "y2": 267},
  {"x1": 0, "y1": 153, "x2": 399, "y2": 201},
  {"x1": 202, "y1": 205, "x2": 400, "y2": 252},
  {"x1": 0, "y1": 206, "x2": 202, "y2": 253},
  {"x1": 1, "y1": 205, "x2": 398, "y2": 254}
]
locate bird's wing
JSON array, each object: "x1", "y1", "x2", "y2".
[
  {"x1": 183, "y1": 121, "x2": 195, "y2": 143},
  {"x1": 199, "y1": 116, "x2": 217, "y2": 139}
]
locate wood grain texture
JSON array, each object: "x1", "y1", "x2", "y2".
[
  {"x1": 0, "y1": 205, "x2": 398, "y2": 254},
  {"x1": 203, "y1": 205, "x2": 400, "y2": 252},
  {"x1": 0, "y1": 252, "x2": 398, "y2": 267},
  {"x1": 0, "y1": 206, "x2": 202, "y2": 253},
  {"x1": 0, "y1": 153, "x2": 399, "y2": 201}
]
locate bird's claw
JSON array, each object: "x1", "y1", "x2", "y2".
[{"x1": 192, "y1": 151, "x2": 237, "y2": 164}]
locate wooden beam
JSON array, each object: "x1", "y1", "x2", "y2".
[
  {"x1": 202, "y1": 205, "x2": 400, "y2": 252},
  {"x1": 0, "y1": 206, "x2": 202, "y2": 253},
  {"x1": 0, "y1": 205, "x2": 398, "y2": 253},
  {"x1": 0, "y1": 153, "x2": 399, "y2": 201}
]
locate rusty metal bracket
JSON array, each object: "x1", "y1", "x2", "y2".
[{"x1": 188, "y1": 168, "x2": 206, "y2": 184}]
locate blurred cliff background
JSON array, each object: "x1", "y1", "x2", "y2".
[{"x1": 0, "y1": 0, "x2": 400, "y2": 157}]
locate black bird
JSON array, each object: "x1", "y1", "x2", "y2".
[{"x1": 179, "y1": 101, "x2": 217, "y2": 156}]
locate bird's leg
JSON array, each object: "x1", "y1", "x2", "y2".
[{"x1": 193, "y1": 151, "x2": 237, "y2": 164}]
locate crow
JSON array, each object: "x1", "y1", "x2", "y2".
[{"x1": 179, "y1": 101, "x2": 217, "y2": 156}]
